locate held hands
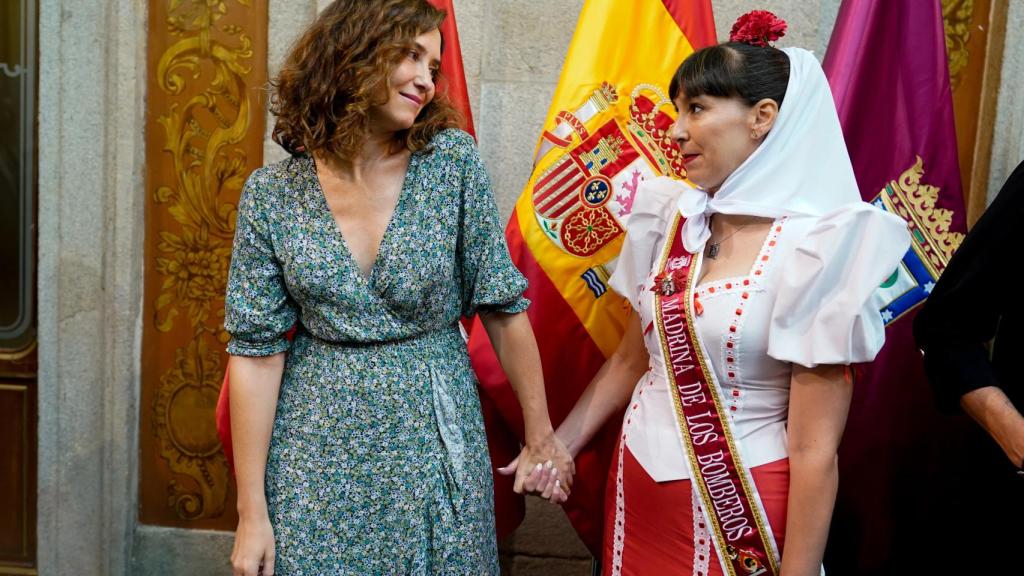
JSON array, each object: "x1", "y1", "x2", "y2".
[{"x1": 497, "y1": 430, "x2": 575, "y2": 504}]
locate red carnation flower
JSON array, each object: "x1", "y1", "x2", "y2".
[{"x1": 729, "y1": 10, "x2": 788, "y2": 47}]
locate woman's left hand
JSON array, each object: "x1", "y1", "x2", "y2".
[{"x1": 498, "y1": 431, "x2": 575, "y2": 504}]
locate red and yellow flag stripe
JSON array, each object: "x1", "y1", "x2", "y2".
[{"x1": 470, "y1": 0, "x2": 715, "y2": 552}]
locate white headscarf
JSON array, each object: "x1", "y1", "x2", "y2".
[{"x1": 677, "y1": 47, "x2": 863, "y2": 253}]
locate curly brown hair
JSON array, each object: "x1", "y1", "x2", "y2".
[{"x1": 270, "y1": 0, "x2": 462, "y2": 158}]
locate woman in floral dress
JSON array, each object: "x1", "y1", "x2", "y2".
[{"x1": 225, "y1": 2, "x2": 572, "y2": 574}]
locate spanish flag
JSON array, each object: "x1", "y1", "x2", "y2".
[{"x1": 469, "y1": 0, "x2": 715, "y2": 553}]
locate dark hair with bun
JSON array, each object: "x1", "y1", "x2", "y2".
[{"x1": 669, "y1": 42, "x2": 790, "y2": 109}]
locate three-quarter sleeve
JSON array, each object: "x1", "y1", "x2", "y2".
[
  {"x1": 767, "y1": 203, "x2": 910, "y2": 367},
  {"x1": 224, "y1": 170, "x2": 298, "y2": 356},
  {"x1": 452, "y1": 130, "x2": 530, "y2": 316},
  {"x1": 913, "y1": 162, "x2": 1022, "y2": 412}
]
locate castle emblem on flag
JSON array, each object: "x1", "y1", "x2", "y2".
[
  {"x1": 872, "y1": 155, "x2": 964, "y2": 325},
  {"x1": 533, "y1": 83, "x2": 684, "y2": 259}
]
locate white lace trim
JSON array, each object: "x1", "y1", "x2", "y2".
[
  {"x1": 692, "y1": 486, "x2": 711, "y2": 576},
  {"x1": 611, "y1": 426, "x2": 627, "y2": 576}
]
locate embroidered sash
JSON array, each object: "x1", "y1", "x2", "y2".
[{"x1": 653, "y1": 213, "x2": 780, "y2": 576}]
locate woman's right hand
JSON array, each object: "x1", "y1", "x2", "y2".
[
  {"x1": 232, "y1": 512, "x2": 276, "y2": 576},
  {"x1": 497, "y1": 438, "x2": 574, "y2": 505}
]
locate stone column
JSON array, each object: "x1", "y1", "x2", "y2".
[
  {"x1": 36, "y1": 0, "x2": 147, "y2": 574},
  {"x1": 987, "y1": 0, "x2": 1024, "y2": 204}
]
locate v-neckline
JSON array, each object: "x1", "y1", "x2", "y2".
[{"x1": 309, "y1": 152, "x2": 418, "y2": 286}]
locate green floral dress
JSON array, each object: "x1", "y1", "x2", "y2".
[{"x1": 225, "y1": 129, "x2": 527, "y2": 575}]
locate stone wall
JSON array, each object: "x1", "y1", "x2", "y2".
[{"x1": 36, "y1": 0, "x2": 146, "y2": 574}]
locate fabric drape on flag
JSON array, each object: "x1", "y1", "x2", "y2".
[
  {"x1": 468, "y1": 0, "x2": 715, "y2": 553},
  {"x1": 821, "y1": 1, "x2": 970, "y2": 572}
]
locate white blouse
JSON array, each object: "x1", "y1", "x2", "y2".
[{"x1": 608, "y1": 178, "x2": 908, "y2": 482}]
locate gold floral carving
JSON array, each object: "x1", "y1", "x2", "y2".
[
  {"x1": 154, "y1": 337, "x2": 226, "y2": 518},
  {"x1": 145, "y1": 0, "x2": 264, "y2": 522},
  {"x1": 942, "y1": 0, "x2": 973, "y2": 90}
]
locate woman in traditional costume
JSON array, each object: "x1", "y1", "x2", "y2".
[
  {"x1": 224, "y1": 2, "x2": 572, "y2": 574},
  {"x1": 537, "y1": 12, "x2": 910, "y2": 575}
]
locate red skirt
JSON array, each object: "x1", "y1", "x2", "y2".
[{"x1": 602, "y1": 439, "x2": 789, "y2": 576}]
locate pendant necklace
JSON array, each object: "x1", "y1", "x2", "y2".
[{"x1": 707, "y1": 219, "x2": 748, "y2": 260}]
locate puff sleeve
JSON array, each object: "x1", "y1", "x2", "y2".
[
  {"x1": 767, "y1": 203, "x2": 910, "y2": 367},
  {"x1": 608, "y1": 177, "x2": 683, "y2": 310}
]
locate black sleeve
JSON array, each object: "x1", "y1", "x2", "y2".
[{"x1": 913, "y1": 161, "x2": 1024, "y2": 412}]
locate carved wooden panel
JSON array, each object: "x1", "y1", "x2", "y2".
[
  {"x1": 0, "y1": 380, "x2": 35, "y2": 574},
  {"x1": 140, "y1": 0, "x2": 268, "y2": 528}
]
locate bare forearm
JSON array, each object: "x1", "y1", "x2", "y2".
[
  {"x1": 480, "y1": 311, "x2": 553, "y2": 441},
  {"x1": 780, "y1": 454, "x2": 838, "y2": 575},
  {"x1": 556, "y1": 310, "x2": 648, "y2": 456},
  {"x1": 228, "y1": 354, "x2": 285, "y2": 518},
  {"x1": 556, "y1": 356, "x2": 646, "y2": 456},
  {"x1": 781, "y1": 364, "x2": 850, "y2": 575},
  {"x1": 961, "y1": 386, "x2": 1024, "y2": 467}
]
